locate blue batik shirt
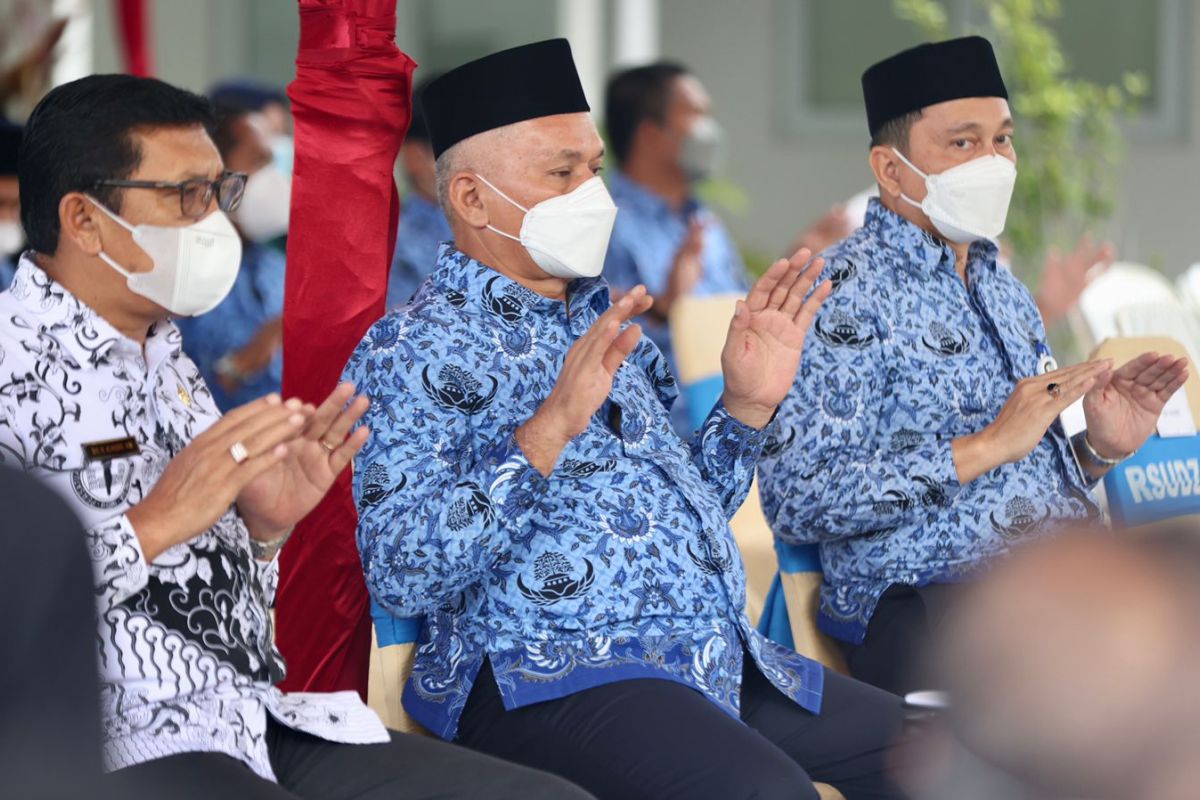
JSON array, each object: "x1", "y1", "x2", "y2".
[
  {"x1": 757, "y1": 199, "x2": 1099, "y2": 645},
  {"x1": 344, "y1": 243, "x2": 823, "y2": 741},
  {"x1": 604, "y1": 171, "x2": 749, "y2": 434},
  {"x1": 387, "y1": 193, "x2": 452, "y2": 309},
  {"x1": 177, "y1": 242, "x2": 285, "y2": 411}
]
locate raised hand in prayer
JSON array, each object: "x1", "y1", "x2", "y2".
[
  {"x1": 236, "y1": 382, "x2": 371, "y2": 542},
  {"x1": 516, "y1": 286, "x2": 654, "y2": 475},
  {"x1": 719, "y1": 248, "x2": 831, "y2": 429},
  {"x1": 1083, "y1": 352, "x2": 1190, "y2": 458}
]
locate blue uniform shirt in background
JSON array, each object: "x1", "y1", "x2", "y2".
[
  {"x1": 178, "y1": 242, "x2": 286, "y2": 411},
  {"x1": 0, "y1": 253, "x2": 15, "y2": 291},
  {"x1": 387, "y1": 193, "x2": 452, "y2": 309},
  {"x1": 604, "y1": 171, "x2": 749, "y2": 435}
]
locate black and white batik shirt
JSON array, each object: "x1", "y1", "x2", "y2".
[{"x1": 0, "y1": 257, "x2": 388, "y2": 780}]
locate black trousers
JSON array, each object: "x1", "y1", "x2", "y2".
[
  {"x1": 456, "y1": 656, "x2": 907, "y2": 800},
  {"x1": 840, "y1": 583, "x2": 960, "y2": 697},
  {"x1": 0, "y1": 467, "x2": 107, "y2": 799},
  {"x1": 105, "y1": 718, "x2": 594, "y2": 799}
]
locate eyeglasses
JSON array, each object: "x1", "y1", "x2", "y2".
[{"x1": 93, "y1": 171, "x2": 248, "y2": 219}]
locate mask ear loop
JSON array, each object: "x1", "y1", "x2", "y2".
[
  {"x1": 473, "y1": 174, "x2": 530, "y2": 243},
  {"x1": 85, "y1": 194, "x2": 138, "y2": 278},
  {"x1": 889, "y1": 148, "x2": 931, "y2": 213}
]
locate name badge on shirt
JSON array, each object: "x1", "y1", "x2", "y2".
[{"x1": 82, "y1": 436, "x2": 141, "y2": 462}]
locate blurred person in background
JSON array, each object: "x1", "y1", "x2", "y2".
[
  {"x1": 210, "y1": 78, "x2": 294, "y2": 181},
  {"x1": 387, "y1": 75, "x2": 451, "y2": 309},
  {"x1": 0, "y1": 119, "x2": 21, "y2": 288},
  {"x1": 920, "y1": 522, "x2": 1200, "y2": 800},
  {"x1": 602, "y1": 62, "x2": 846, "y2": 434},
  {"x1": 179, "y1": 104, "x2": 289, "y2": 411}
]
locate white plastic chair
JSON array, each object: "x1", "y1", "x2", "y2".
[
  {"x1": 1178, "y1": 262, "x2": 1200, "y2": 313},
  {"x1": 1072, "y1": 262, "x2": 1180, "y2": 352}
]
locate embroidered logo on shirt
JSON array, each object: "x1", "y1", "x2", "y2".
[
  {"x1": 421, "y1": 364, "x2": 498, "y2": 415},
  {"x1": 517, "y1": 552, "x2": 595, "y2": 606},
  {"x1": 990, "y1": 495, "x2": 1052, "y2": 540},
  {"x1": 814, "y1": 309, "x2": 876, "y2": 349},
  {"x1": 482, "y1": 276, "x2": 527, "y2": 324},
  {"x1": 922, "y1": 321, "x2": 970, "y2": 356},
  {"x1": 71, "y1": 458, "x2": 134, "y2": 509}
]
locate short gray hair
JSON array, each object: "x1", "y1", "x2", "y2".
[{"x1": 434, "y1": 125, "x2": 520, "y2": 222}]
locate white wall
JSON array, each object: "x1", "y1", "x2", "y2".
[{"x1": 659, "y1": 0, "x2": 1200, "y2": 276}]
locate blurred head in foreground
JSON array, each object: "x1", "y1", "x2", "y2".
[{"x1": 927, "y1": 522, "x2": 1200, "y2": 799}]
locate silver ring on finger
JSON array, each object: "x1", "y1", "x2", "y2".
[
  {"x1": 230, "y1": 441, "x2": 250, "y2": 465},
  {"x1": 319, "y1": 438, "x2": 337, "y2": 453},
  {"x1": 1046, "y1": 382, "x2": 1062, "y2": 399}
]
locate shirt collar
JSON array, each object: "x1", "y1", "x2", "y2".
[
  {"x1": 427, "y1": 243, "x2": 610, "y2": 328},
  {"x1": 863, "y1": 197, "x2": 999, "y2": 278},
  {"x1": 607, "y1": 170, "x2": 702, "y2": 221},
  {"x1": 8, "y1": 254, "x2": 181, "y2": 369}
]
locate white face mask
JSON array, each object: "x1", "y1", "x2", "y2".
[
  {"x1": 476, "y1": 174, "x2": 618, "y2": 280},
  {"x1": 233, "y1": 167, "x2": 291, "y2": 242},
  {"x1": 679, "y1": 116, "x2": 723, "y2": 182},
  {"x1": 0, "y1": 219, "x2": 22, "y2": 256},
  {"x1": 89, "y1": 198, "x2": 243, "y2": 317},
  {"x1": 892, "y1": 148, "x2": 1017, "y2": 244}
]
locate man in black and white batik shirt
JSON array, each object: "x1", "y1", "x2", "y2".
[{"x1": 0, "y1": 75, "x2": 588, "y2": 800}]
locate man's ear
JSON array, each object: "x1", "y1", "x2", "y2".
[
  {"x1": 59, "y1": 192, "x2": 105, "y2": 256},
  {"x1": 869, "y1": 145, "x2": 904, "y2": 201},
  {"x1": 449, "y1": 172, "x2": 488, "y2": 229}
]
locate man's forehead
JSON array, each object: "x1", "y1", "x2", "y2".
[
  {"x1": 515, "y1": 113, "x2": 604, "y2": 157},
  {"x1": 129, "y1": 124, "x2": 223, "y2": 180},
  {"x1": 917, "y1": 96, "x2": 1013, "y2": 132},
  {"x1": 671, "y1": 73, "x2": 710, "y2": 112}
]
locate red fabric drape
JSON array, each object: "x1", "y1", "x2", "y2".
[
  {"x1": 114, "y1": 0, "x2": 154, "y2": 77},
  {"x1": 276, "y1": 0, "x2": 415, "y2": 698}
]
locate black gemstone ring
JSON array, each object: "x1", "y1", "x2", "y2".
[{"x1": 1046, "y1": 382, "x2": 1062, "y2": 399}]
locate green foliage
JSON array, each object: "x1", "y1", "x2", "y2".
[{"x1": 893, "y1": 0, "x2": 1144, "y2": 283}]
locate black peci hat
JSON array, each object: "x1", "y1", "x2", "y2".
[
  {"x1": 420, "y1": 38, "x2": 590, "y2": 159},
  {"x1": 862, "y1": 36, "x2": 1008, "y2": 138}
]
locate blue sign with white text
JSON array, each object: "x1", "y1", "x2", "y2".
[{"x1": 1104, "y1": 434, "x2": 1200, "y2": 525}]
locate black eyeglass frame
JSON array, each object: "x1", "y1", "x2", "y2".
[{"x1": 92, "y1": 171, "x2": 248, "y2": 219}]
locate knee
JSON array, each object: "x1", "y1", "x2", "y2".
[
  {"x1": 710, "y1": 754, "x2": 818, "y2": 800},
  {"x1": 492, "y1": 769, "x2": 596, "y2": 800}
]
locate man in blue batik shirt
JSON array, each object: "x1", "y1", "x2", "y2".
[
  {"x1": 179, "y1": 105, "x2": 289, "y2": 411},
  {"x1": 758, "y1": 37, "x2": 1190, "y2": 697},
  {"x1": 387, "y1": 77, "x2": 452, "y2": 309},
  {"x1": 346, "y1": 40, "x2": 906, "y2": 800}
]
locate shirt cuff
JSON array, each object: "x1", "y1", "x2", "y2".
[
  {"x1": 487, "y1": 431, "x2": 552, "y2": 513},
  {"x1": 706, "y1": 399, "x2": 772, "y2": 453}
]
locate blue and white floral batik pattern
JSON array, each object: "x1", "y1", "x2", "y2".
[
  {"x1": 757, "y1": 199, "x2": 1099, "y2": 645},
  {"x1": 345, "y1": 243, "x2": 823, "y2": 740}
]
